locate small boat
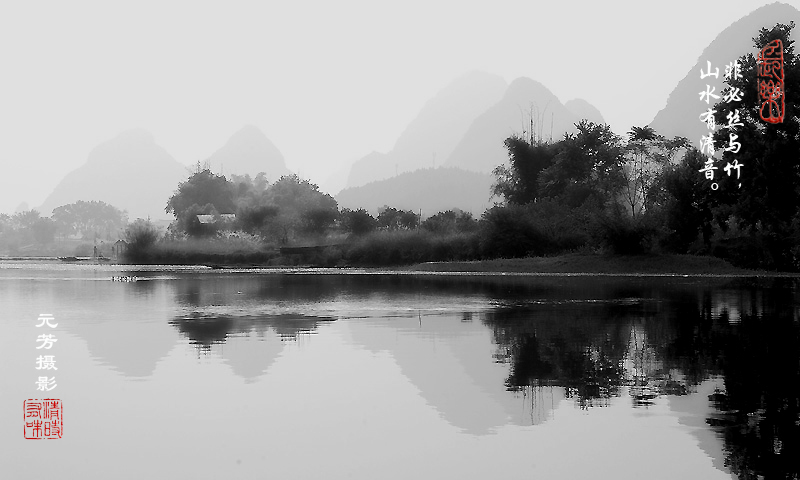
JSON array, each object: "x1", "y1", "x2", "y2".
[
  {"x1": 58, "y1": 256, "x2": 81, "y2": 262},
  {"x1": 111, "y1": 275, "x2": 139, "y2": 282}
]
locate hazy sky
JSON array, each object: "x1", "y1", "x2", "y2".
[{"x1": 0, "y1": 0, "x2": 783, "y2": 214}]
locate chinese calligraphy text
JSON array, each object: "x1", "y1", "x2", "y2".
[
  {"x1": 698, "y1": 59, "x2": 744, "y2": 190},
  {"x1": 29, "y1": 313, "x2": 62, "y2": 439}
]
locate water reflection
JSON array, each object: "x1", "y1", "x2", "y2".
[
  {"x1": 480, "y1": 276, "x2": 799, "y2": 478},
  {"x1": 170, "y1": 313, "x2": 336, "y2": 381},
  {"x1": 345, "y1": 312, "x2": 565, "y2": 434},
  {"x1": 31, "y1": 276, "x2": 177, "y2": 378},
  {"x1": 2, "y1": 264, "x2": 798, "y2": 479},
  {"x1": 161, "y1": 272, "x2": 800, "y2": 475},
  {"x1": 701, "y1": 308, "x2": 800, "y2": 478}
]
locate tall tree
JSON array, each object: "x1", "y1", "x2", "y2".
[
  {"x1": 492, "y1": 135, "x2": 559, "y2": 205},
  {"x1": 539, "y1": 120, "x2": 626, "y2": 208},
  {"x1": 662, "y1": 148, "x2": 718, "y2": 251},
  {"x1": 621, "y1": 126, "x2": 688, "y2": 219},
  {"x1": 166, "y1": 170, "x2": 237, "y2": 237},
  {"x1": 52, "y1": 200, "x2": 127, "y2": 239},
  {"x1": 166, "y1": 170, "x2": 236, "y2": 219},
  {"x1": 263, "y1": 175, "x2": 338, "y2": 240},
  {"x1": 376, "y1": 206, "x2": 419, "y2": 231},
  {"x1": 339, "y1": 208, "x2": 377, "y2": 236}
]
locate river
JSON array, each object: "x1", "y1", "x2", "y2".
[{"x1": 1, "y1": 262, "x2": 798, "y2": 479}]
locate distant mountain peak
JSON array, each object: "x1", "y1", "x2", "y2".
[
  {"x1": 227, "y1": 124, "x2": 272, "y2": 144},
  {"x1": 564, "y1": 98, "x2": 606, "y2": 125},
  {"x1": 207, "y1": 125, "x2": 291, "y2": 180},
  {"x1": 344, "y1": 71, "x2": 507, "y2": 188},
  {"x1": 86, "y1": 128, "x2": 165, "y2": 166},
  {"x1": 503, "y1": 77, "x2": 559, "y2": 103},
  {"x1": 38, "y1": 130, "x2": 188, "y2": 219},
  {"x1": 443, "y1": 76, "x2": 599, "y2": 172},
  {"x1": 649, "y1": 2, "x2": 799, "y2": 141},
  {"x1": 337, "y1": 167, "x2": 495, "y2": 217}
]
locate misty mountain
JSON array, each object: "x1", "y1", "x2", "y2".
[
  {"x1": 344, "y1": 151, "x2": 390, "y2": 191},
  {"x1": 345, "y1": 71, "x2": 507, "y2": 188},
  {"x1": 444, "y1": 77, "x2": 600, "y2": 172},
  {"x1": 336, "y1": 167, "x2": 496, "y2": 218},
  {"x1": 565, "y1": 98, "x2": 605, "y2": 125},
  {"x1": 38, "y1": 129, "x2": 188, "y2": 220},
  {"x1": 206, "y1": 125, "x2": 291, "y2": 181},
  {"x1": 649, "y1": 2, "x2": 799, "y2": 142},
  {"x1": 319, "y1": 162, "x2": 353, "y2": 198}
]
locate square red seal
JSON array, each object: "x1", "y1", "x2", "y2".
[{"x1": 24, "y1": 399, "x2": 62, "y2": 439}]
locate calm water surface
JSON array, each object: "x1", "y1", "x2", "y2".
[{"x1": 1, "y1": 263, "x2": 798, "y2": 479}]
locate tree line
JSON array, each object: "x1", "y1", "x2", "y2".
[
  {"x1": 0, "y1": 200, "x2": 127, "y2": 254},
  {"x1": 484, "y1": 22, "x2": 799, "y2": 270}
]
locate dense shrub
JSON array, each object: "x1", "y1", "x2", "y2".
[
  {"x1": 480, "y1": 201, "x2": 588, "y2": 258},
  {"x1": 593, "y1": 211, "x2": 661, "y2": 255},
  {"x1": 145, "y1": 234, "x2": 275, "y2": 265},
  {"x1": 340, "y1": 208, "x2": 377, "y2": 236},
  {"x1": 376, "y1": 207, "x2": 419, "y2": 230},
  {"x1": 344, "y1": 230, "x2": 481, "y2": 266},
  {"x1": 421, "y1": 210, "x2": 478, "y2": 234},
  {"x1": 124, "y1": 219, "x2": 160, "y2": 260},
  {"x1": 481, "y1": 205, "x2": 550, "y2": 258}
]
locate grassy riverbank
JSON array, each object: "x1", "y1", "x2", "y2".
[{"x1": 405, "y1": 253, "x2": 794, "y2": 275}]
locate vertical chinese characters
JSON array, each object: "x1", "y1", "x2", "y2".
[
  {"x1": 26, "y1": 313, "x2": 63, "y2": 439},
  {"x1": 35, "y1": 314, "x2": 58, "y2": 391},
  {"x1": 698, "y1": 59, "x2": 744, "y2": 189},
  {"x1": 722, "y1": 60, "x2": 744, "y2": 189},
  {"x1": 757, "y1": 39, "x2": 785, "y2": 124},
  {"x1": 698, "y1": 60, "x2": 722, "y2": 190}
]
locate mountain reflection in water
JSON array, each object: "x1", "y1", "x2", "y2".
[
  {"x1": 1, "y1": 266, "x2": 798, "y2": 479},
  {"x1": 161, "y1": 273, "x2": 799, "y2": 478}
]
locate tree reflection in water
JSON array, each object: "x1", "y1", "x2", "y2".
[
  {"x1": 171, "y1": 313, "x2": 335, "y2": 352},
  {"x1": 483, "y1": 278, "x2": 799, "y2": 478}
]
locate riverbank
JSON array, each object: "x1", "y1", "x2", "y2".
[
  {"x1": 5, "y1": 252, "x2": 795, "y2": 276},
  {"x1": 404, "y1": 253, "x2": 796, "y2": 276}
]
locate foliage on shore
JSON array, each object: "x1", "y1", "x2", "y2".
[
  {"x1": 344, "y1": 230, "x2": 481, "y2": 266},
  {"x1": 124, "y1": 232, "x2": 277, "y2": 265}
]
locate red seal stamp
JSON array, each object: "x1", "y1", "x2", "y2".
[{"x1": 24, "y1": 399, "x2": 62, "y2": 439}]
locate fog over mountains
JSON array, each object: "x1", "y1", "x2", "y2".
[
  {"x1": 564, "y1": 99, "x2": 605, "y2": 126},
  {"x1": 343, "y1": 73, "x2": 604, "y2": 190},
  {"x1": 443, "y1": 77, "x2": 603, "y2": 173},
  {"x1": 38, "y1": 129, "x2": 188, "y2": 220},
  {"x1": 335, "y1": 74, "x2": 604, "y2": 216},
  {"x1": 344, "y1": 71, "x2": 508, "y2": 189},
  {"x1": 336, "y1": 168, "x2": 495, "y2": 217},
  {"x1": 32, "y1": 1, "x2": 798, "y2": 221},
  {"x1": 206, "y1": 125, "x2": 291, "y2": 180},
  {"x1": 37, "y1": 127, "x2": 292, "y2": 220}
]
